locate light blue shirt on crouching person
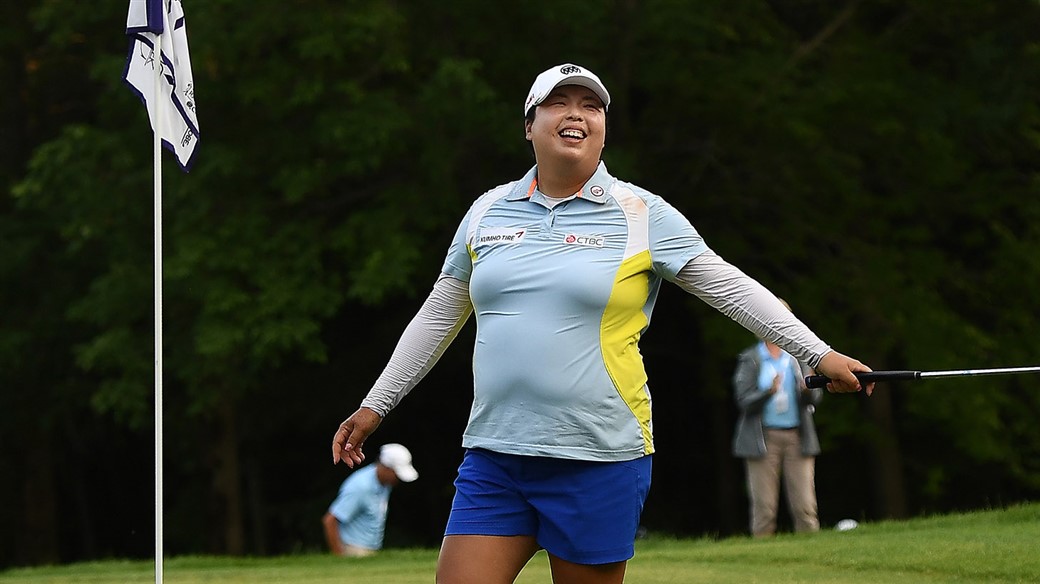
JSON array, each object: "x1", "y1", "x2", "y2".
[{"x1": 328, "y1": 465, "x2": 391, "y2": 550}]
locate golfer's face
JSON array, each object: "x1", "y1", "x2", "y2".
[{"x1": 526, "y1": 85, "x2": 606, "y2": 166}]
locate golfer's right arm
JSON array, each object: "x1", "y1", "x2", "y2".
[{"x1": 332, "y1": 274, "x2": 472, "y2": 465}]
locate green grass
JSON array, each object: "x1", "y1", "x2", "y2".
[{"x1": 2, "y1": 503, "x2": 1038, "y2": 583}]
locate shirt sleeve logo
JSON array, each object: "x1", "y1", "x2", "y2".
[{"x1": 564, "y1": 233, "x2": 605, "y2": 247}]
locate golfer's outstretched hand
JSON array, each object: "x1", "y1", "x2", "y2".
[
  {"x1": 332, "y1": 407, "x2": 383, "y2": 466},
  {"x1": 817, "y1": 351, "x2": 874, "y2": 396}
]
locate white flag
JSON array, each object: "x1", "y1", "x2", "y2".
[{"x1": 123, "y1": 0, "x2": 199, "y2": 171}]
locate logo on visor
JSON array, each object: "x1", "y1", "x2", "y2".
[{"x1": 560, "y1": 65, "x2": 582, "y2": 75}]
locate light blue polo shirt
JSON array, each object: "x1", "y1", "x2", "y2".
[
  {"x1": 442, "y1": 162, "x2": 709, "y2": 461},
  {"x1": 328, "y1": 465, "x2": 391, "y2": 550}
]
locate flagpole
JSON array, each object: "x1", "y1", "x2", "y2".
[
  {"x1": 124, "y1": 2, "x2": 195, "y2": 574},
  {"x1": 153, "y1": 31, "x2": 164, "y2": 584}
]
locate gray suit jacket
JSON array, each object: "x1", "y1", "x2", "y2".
[{"x1": 731, "y1": 345, "x2": 822, "y2": 459}]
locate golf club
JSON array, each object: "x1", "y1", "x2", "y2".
[{"x1": 805, "y1": 366, "x2": 1040, "y2": 389}]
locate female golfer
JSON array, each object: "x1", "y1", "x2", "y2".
[{"x1": 332, "y1": 63, "x2": 873, "y2": 584}]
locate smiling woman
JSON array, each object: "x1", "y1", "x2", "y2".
[
  {"x1": 524, "y1": 83, "x2": 606, "y2": 196},
  {"x1": 330, "y1": 62, "x2": 873, "y2": 584},
  {"x1": 523, "y1": 65, "x2": 610, "y2": 197}
]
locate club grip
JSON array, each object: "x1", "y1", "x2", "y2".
[{"x1": 804, "y1": 370, "x2": 921, "y2": 389}]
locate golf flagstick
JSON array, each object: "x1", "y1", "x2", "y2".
[{"x1": 805, "y1": 366, "x2": 1040, "y2": 389}]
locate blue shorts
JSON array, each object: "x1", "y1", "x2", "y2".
[{"x1": 444, "y1": 448, "x2": 652, "y2": 564}]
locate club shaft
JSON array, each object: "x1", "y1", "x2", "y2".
[
  {"x1": 804, "y1": 366, "x2": 1040, "y2": 389},
  {"x1": 919, "y1": 366, "x2": 1040, "y2": 378}
]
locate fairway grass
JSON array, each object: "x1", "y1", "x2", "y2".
[{"x1": 2, "y1": 502, "x2": 1037, "y2": 583}]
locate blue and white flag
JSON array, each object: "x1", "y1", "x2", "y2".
[{"x1": 123, "y1": 0, "x2": 199, "y2": 171}]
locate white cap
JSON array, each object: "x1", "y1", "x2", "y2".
[
  {"x1": 523, "y1": 63, "x2": 610, "y2": 117},
  {"x1": 379, "y1": 443, "x2": 418, "y2": 483}
]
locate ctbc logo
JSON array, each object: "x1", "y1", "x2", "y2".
[
  {"x1": 564, "y1": 233, "x2": 604, "y2": 248},
  {"x1": 560, "y1": 65, "x2": 582, "y2": 75}
]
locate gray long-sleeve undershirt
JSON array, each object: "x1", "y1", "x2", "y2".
[{"x1": 359, "y1": 250, "x2": 831, "y2": 417}]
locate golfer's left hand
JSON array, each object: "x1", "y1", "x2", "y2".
[
  {"x1": 817, "y1": 351, "x2": 874, "y2": 396},
  {"x1": 332, "y1": 407, "x2": 382, "y2": 466}
]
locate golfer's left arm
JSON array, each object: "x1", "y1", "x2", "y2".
[{"x1": 673, "y1": 250, "x2": 873, "y2": 395}]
